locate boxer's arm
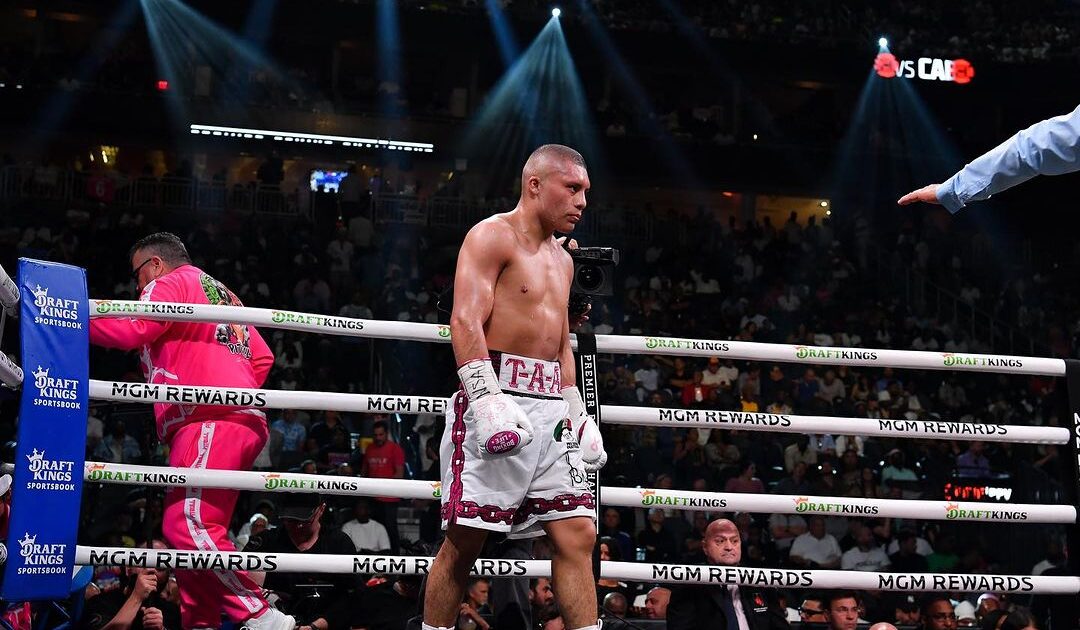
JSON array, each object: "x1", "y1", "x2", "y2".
[
  {"x1": 557, "y1": 253, "x2": 577, "y2": 388},
  {"x1": 449, "y1": 221, "x2": 511, "y2": 365},
  {"x1": 90, "y1": 278, "x2": 174, "y2": 350}
]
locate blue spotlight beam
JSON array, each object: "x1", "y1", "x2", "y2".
[
  {"x1": 242, "y1": 0, "x2": 279, "y2": 47},
  {"x1": 573, "y1": 0, "x2": 701, "y2": 188},
  {"x1": 461, "y1": 18, "x2": 601, "y2": 183},
  {"x1": 139, "y1": 0, "x2": 305, "y2": 129},
  {"x1": 657, "y1": 0, "x2": 787, "y2": 144},
  {"x1": 29, "y1": 0, "x2": 142, "y2": 149},
  {"x1": 376, "y1": 0, "x2": 403, "y2": 117},
  {"x1": 484, "y1": 0, "x2": 521, "y2": 68}
]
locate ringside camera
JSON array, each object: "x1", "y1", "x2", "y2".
[{"x1": 568, "y1": 247, "x2": 620, "y2": 296}]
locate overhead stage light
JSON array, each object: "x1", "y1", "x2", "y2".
[
  {"x1": 878, "y1": 37, "x2": 888, "y2": 48},
  {"x1": 551, "y1": 7, "x2": 561, "y2": 18}
]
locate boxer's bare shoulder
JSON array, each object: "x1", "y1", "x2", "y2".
[{"x1": 455, "y1": 210, "x2": 571, "y2": 361}]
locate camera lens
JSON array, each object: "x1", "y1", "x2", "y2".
[{"x1": 576, "y1": 264, "x2": 605, "y2": 292}]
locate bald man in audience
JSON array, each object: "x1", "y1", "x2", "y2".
[
  {"x1": 868, "y1": 624, "x2": 898, "y2": 630},
  {"x1": 667, "y1": 518, "x2": 789, "y2": 629},
  {"x1": 644, "y1": 587, "x2": 670, "y2": 620},
  {"x1": 602, "y1": 592, "x2": 628, "y2": 617}
]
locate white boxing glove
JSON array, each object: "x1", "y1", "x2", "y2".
[
  {"x1": 562, "y1": 386, "x2": 608, "y2": 471},
  {"x1": 458, "y1": 359, "x2": 534, "y2": 456}
]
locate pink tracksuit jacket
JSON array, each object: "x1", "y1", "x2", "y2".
[
  {"x1": 90, "y1": 264, "x2": 274, "y2": 440},
  {"x1": 91, "y1": 264, "x2": 278, "y2": 626}
]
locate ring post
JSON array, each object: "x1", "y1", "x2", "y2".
[
  {"x1": 574, "y1": 332, "x2": 601, "y2": 577},
  {"x1": 1060, "y1": 359, "x2": 1080, "y2": 627},
  {"x1": 0, "y1": 260, "x2": 88, "y2": 600}
]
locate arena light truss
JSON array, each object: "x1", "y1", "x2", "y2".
[{"x1": 188, "y1": 124, "x2": 435, "y2": 153}]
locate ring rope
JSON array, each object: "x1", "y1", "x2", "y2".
[
  {"x1": 0, "y1": 263, "x2": 18, "y2": 315},
  {"x1": 89, "y1": 380, "x2": 446, "y2": 417},
  {"x1": 0, "y1": 264, "x2": 20, "y2": 387},
  {"x1": 0, "y1": 351, "x2": 21, "y2": 389},
  {"x1": 89, "y1": 300, "x2": 1066, "y2": 376},
  {"x1": 88, "y1": 379, "x2": 1070, "y2": 445},
  {"x1": 69, "y1": 460, "x2": 1076, "y2": 524},
  {"x1": 73, "y1": 547, "x2": 1080, "y2": 594}
]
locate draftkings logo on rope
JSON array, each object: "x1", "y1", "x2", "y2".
[
  {"x1": 941, "y1": 353, "x2": 1023, "y2": 369},
  {"x1": 94, "y1": 301, "x2": 195, "y2": 316},
  {"x1": 794, "y1": 347, "x2": 878, "y2": 361},
  {"x1": 639, "y1": 489, "x2": 727, "y2": 509},
  {"x1": 644, "y1": 338, "x2": 730, "y2": 352},
  {"x1": 793, "y1": 497, "x2": 879, "y2": 515},
  {"x1": 16, "y1": 533, "x2": 66, "y2": 576},
  {"x1": 261, "y1": 473, "x2": 360, "y2": 493},
  {"x1": 25, "y1": 449, "x2": 75, "y2": 492},
  {"x1": 874, "y1": 53, "x2": 975, "y2": 84},
  {"x1": 270, "y1": 310, "x2": 365, "y2": 331},
  {"x1": 30, "y1": 285, "x2": 82, "y2": 329},
  {"x1": 944, "y1": 502, "x2": 1028, "y2": 521},
  {"x1": 32, "y1": 366, "x2": 80, "y2": 410}
]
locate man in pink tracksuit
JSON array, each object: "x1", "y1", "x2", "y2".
[{"x1": 90, "y1": 232, "x2": 295, "y2": 630}]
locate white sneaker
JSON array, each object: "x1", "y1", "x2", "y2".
[{"x1": 241, "y1": 608, "x2": 296, "y2": 630}]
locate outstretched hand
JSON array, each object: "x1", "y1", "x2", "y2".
[{"x1": 897, "y1": 184, "x2": 941, "y2": 206}]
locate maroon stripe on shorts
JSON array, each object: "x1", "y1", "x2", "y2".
[{"x1": 442, "y1": 391, "x2": 469, "y2": 525}]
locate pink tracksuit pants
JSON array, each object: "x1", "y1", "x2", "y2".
[{"x1": 162, "y1": 418, "x2": 269, "y2": 628}]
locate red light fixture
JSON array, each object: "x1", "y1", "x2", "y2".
[
  {"x1": 156, "y1": 80, "x2": 169, "y2": 91},
  {"x1": 874, "y1": 53, "x2": 899, "y2": 78},
  {"x1": 951, "y1": 59, "x2": 974, "y2": 84}
]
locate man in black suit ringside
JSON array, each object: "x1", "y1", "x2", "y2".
[{"x1": 666, "y1": 517, "x2": 790, "y2": 630}]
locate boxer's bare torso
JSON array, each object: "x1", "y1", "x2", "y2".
[
  {"x1": 451, "y1": 167, "x2": 587, "y2": 366},
  {"x1": 461, "y1": 212, "x2": 572, "y2": 361}
]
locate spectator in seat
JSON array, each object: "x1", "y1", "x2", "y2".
[
  {"x1": 341, "y1": 497, "x2": 390, "y2": 553},
  {"x1": 724, "y1": 460, "x2": 765, "y2": 494},
  {"x1": 82, "y1": 540, "x2": 181, "y2": 630},
  {"x1": 920, "y1": 595, "x2": 958, "y2": 630},
  {"x1": 246, "y1": 493, "x2": 358, "y2": 630},
  {"x1": 644, "y1": 587, "x2": 671, "y2": 620},
  {"x1": 888, "y1": 530, "x2": 929, "y2": 573},
  {"x1": 841, "y1": 523, "x2": 890, "y2": 572},
  {"x1": 361, "y1": 420, "x2": 405, "y2": 553},
  {"x1": 784, "y1": 435, "x2": 818, "y2": 473},
  {"x1": 824, "y1": 591, "x2": 861, "y2": 630},
  {"x1": 789, "y1": 516, "x2": 841, "y2": 569},
  {"x1": 955, "y1": 441, "x2": 991, "y2": 477},
  {"x1": 599, "y1": 508, "x2": 634, "y2": 562}
]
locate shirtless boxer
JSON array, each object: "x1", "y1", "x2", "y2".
[{"x1": 422, "y1": 144, "x2": 607, "y2": 630}]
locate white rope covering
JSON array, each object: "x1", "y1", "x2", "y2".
[
  {"x1": 0, "y1": 263, "x2": 18, "y2": 315},
  {"x1": 74, "y1": 547, "x2": 1080, "y2": 594},
  {"x1": 89, "y1": 300, "x2": 1066, "y2": 376},
  {"x1": 600, "y1": 405, "x2": 1068, "y2": 445},
  {"x1": 0, "y1": 352, "x2": 22, "y2": 389},
  {"x1": 81, "y1": 462, "x2": 1077, "y2": 524},
  {"x1": 88, "y1": 379, "x2": 1069, "y2": 445},
  {"x1": 84, "y1": 462, "x2": 444, "y2": 500},
  {"x1": 88, "y1": 380, "x2": 447, "y2": 416}
]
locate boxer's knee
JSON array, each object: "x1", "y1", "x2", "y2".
[
  {"x1": 438, "y1": 524, "x2": 489, "y2": 574},
  {"x1": 544, "y1": 516, "x2": 596, "y2": 560}
]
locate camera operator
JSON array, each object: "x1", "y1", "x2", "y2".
[
  {"x1": 246, "y1": 493, "x2": 358, "y2": 630},
  {"x1": 81, "y1": 540, "x2": 181, "y2": 630}
]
